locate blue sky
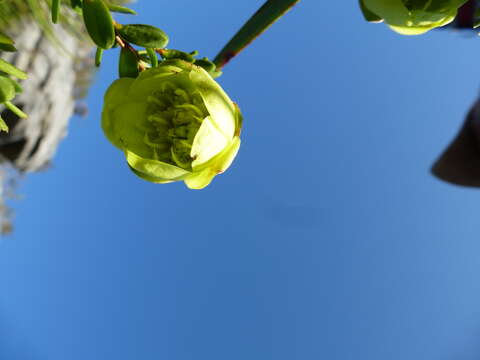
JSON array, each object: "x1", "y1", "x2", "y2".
[{"x1": 2, "y1": 1, "x2": 480, "y2": 359}]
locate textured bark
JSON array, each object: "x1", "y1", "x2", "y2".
[
  {"x1": 0, "y1": 6, "x2": 95, "y2": 234},
  {"x1": 0, "y1": 17, "x2": 93, "y2": 172}
]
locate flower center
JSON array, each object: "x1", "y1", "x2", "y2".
[{"x1": 143, "y1": 82, "x2": 208, "y2": 169}]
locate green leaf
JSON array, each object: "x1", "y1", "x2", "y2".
[
  {"x1": 194, "y1": 59, "x2": 215, "y2": 73},
  {"x1": 117, "y1": 24, "x2": 169, "y2": 49},
  {"x1": 0, "y1": 116, "x2": 8, "y2": 133},
  {"x1": 106, "y1": 2, "x2": 137, "y2": 15},
  {"x1": 0, "y1": 59, "x2": 26, "y2": 80},
  {"x1": 194, "y1": 58, "x2": 222, "y2": 78},
  {"x1": 82, "y1": 0, "x2": 115, "y2": 49},
  {"x1": 51, "y1": 0, "x2": 60, "y2": 23},
  {"x1": 158, "y1": 49, "x2": 195, "y2": 63},
  {"x1": 95, "y1": 47, "x2": 103, "y2": 67},
  {"x1": 146, "y1": 47, "x2": 158, "y2": 67},
  {"x1": 0, "y1": 77, "x2": 15, "y2": 103},
  {"x1": 3, "y1": 77, "x2": 23, "y2": 94},
  {"x1": 4, "y1": 101, "x2": 27, "y2": 119},
  {"x1": 0, "y1": 43, "x2": 16, "y2": 52},
  {"x1": 118, "y1": 47, "x2": 139, "y2": 78},
  {"x1": 0, "y1": 31, "x2": 14, "y2": 45},
  {"x1": 213, "y1": 0, "x2": 299, "y2": 68}
]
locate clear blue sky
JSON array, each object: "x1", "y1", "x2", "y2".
[{"x1": 1, "y1": 1, "x2": 480, "y2": 359}]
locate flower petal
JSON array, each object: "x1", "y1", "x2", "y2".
[
  {"x1": 233, "y1": 103, "x2": 243, "y2": 136},
  {"x1": 128, "y1": 65, "x2": 185, "y2": 100},
  {"x1": 102, "y1": 101, "x2": 152, "y2": 157},
  {"x1": 128, "y1": 165, "x2": 175, "y2": 184},
  {"x1": 102, "y1": 78, "x2": 136, "y2": 149},
  {"x1": 184, "y1": 168, "x2": 216, "y2": 190},
  {"x1": 126, "y1": 150, "x2": 191, "y2": 180},
  {"x1": 191, "y1": 115, "x2": 229, "y2": 168},
  {"x1": 388, "y1": 13, "x2": 454, "y2": 35},
  {"x1": 189, "y1": 66, "x2": 236, "y2": 139},
  {"x1": 213, "y1": 136, "x2": 241, "y2": 173},
  {"x1": 185, "y1": 136, "x2": 240, "y2": 189},
  {"x1": 103, "y1": 78, "x2": 135, "y2": 110},
  {"x1": 364, "y1": 0, "x2": 459, "y2": 34}
]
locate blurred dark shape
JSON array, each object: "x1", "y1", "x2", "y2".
[
  {"x1": 0, "y1": 165, "x2": 19, "y2": 236},
  {"x1": 453, "y1": 0, "x2": 476, "y2": 29},
  {"x1": 431, "y1": 100, "x2": 480, "y2": 187},
  {"x1": 437, "y1": 0, "x2": 479, "y2": 31},
  {"x1": 74, "y1": 102, "x2": 89, "y2": 117},
  {"x1": 430, "y1": 0, "x2": 480, "y2": 187}
]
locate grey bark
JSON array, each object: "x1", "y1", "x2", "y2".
[
  {"x1": 0, "y1": 14, "x2": 94, "y2": 234},
  {"x1": 0, "y1": 17, "x2": 93, "y2": 172}
]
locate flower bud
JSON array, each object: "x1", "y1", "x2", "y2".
[
  {"x1": 102, "y1": 59, "x2": 242, "y2": 189},
  {"x1": 362, "y1": 0, "x2": 468, "y2": 35}
]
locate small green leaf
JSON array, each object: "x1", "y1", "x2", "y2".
[
  {"x1": 158, "y1": 49, "x2": 195, "y2": 63},
  {"x1": 0, "y1": 116, "x2": 8, "y2": 133},
  {"x1": 194, "y1": 58, "x2": 222, "y2": 78},
  {"x1": 118, "y1": 47, "x2": 139, "y2": 78},
  {"x1": 0, "y1": 43, "x2": 16, "y2": 52},
  {"x1": 0, "y1": 31, "x2": 14, "y2": 45},
  {"x1": 106, "y1": 2, "x2": 137, "y2": 15},
  {"x1": 4, "y1": 101, "x2": 27, "y2": 119},
  {"x1": 146, "y1": 47, "x2": 158, "y2": 67},
  {"x1": 51, "y1": 0, "x2": 60, "y2": 23},
  {"x1": 82, "y1": 0, "x2": 116, "y2": 49},
  {"x1": 0, "y1": 77, "x2": 14, "y2": 103},
  {"x1": 95, "y1": 47, "x2": 103, "y2": 67},
  {"x1": 11, "y1": 81, "x2": 22, "y2": 94},
  {"x1": 194, "y1": 59, "x2": 214, "y2": 72},
  {"x1": 0, "y1": 59, "x2": 27, "y2": 79},
  {"x1": 118, "y1": 24, "x2": 169, "y2": 49},
  {"x1": 3, "y1": 77, "x2": 22, "y2": 94}
]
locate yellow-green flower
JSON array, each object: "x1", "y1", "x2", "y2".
[
  {"x1": 361, "y1": 0, "x2": 468, "y2": 35},
  {"x1": 102, "y1": 59, "x2": 242, "y2": 189}
]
